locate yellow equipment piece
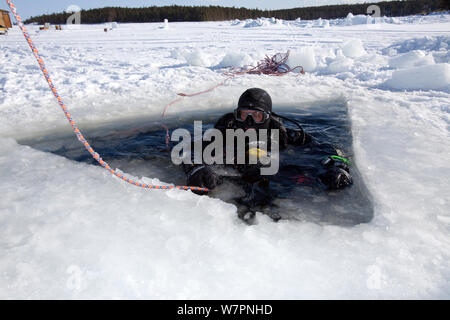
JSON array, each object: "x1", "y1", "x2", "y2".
[{"x1": 248, "y1": 148, "x2": 268, "y2": 159}]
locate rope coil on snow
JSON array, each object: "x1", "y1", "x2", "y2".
[
  {"x1": 163, "y1": 51, "x2": 304, "y2": 118},
  {"x1": 160, "y1": 51, "x2": 305, "y2": 144},
  {"x1": 224, "y1": 50, "x2": 305, "y2": 76},
  {"x1": 6, "y1": 0, "x2": 209, "y2": 192}
]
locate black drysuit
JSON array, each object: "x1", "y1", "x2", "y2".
[{"x1": 182, "y1": 112, "x2": 352, "y2": 219}]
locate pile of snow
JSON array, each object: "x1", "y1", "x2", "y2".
[
  {"x1": 169, "y1": 48, "x2": 212, "y2": 67},
  {"x1": 344, "y1": 13, "x2": 370, "y2": 26},
  {"x1": 428, "y1": 11, "x2": 450, "y2": 16},
  {"x1": 341, "y1": 39, "x2": 367, "y2": 58},
  {"x1": 383, "y1": 36, "x2": 450, "y2": 64},
  {"x1": 389, "y1": 50, "x2": 435, "y2": 69},
  {"x1": 183, "y1": 49, "x2": 211, "y2": 67},
  {"x1": 326, "y1": 56, "x2": 354, "y2": 74},
  {"x1": 219, "y1": 52, "x2": 253, "y2": 68},
  {"x1": 160, "y1": 19, "x2": 169, "y2": 30},
  {"x1": 169, "y1": 48, "x2": 185, "y2": 60},
  {"x1": 231, "y1": 19, "x2": 242, "y2": 26},
  {"x1": 323, "y1": 13, "x2": 395, "y2": 27},
  {"x1": 243, "y1": 17, "x2": 286, "y2": 28},
  {"x1": 290, "y1": 39, "x2": 368, "y2": 75},
  {"x1": 313, "y1": 18, "x2": 330, "y2": 28},
  {"x1": 286, "y1": 47, "x2": 317, "y2": 72},
  {"x1": 384, "y1": 63, "x2": 450, "y2": 91},
  {"x1": 383, "y1": 36, "x2": 450, "y2": 55}
]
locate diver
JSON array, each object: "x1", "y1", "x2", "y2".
[{"x1": 182, "y1": 88, "x2": 352, "y2": 221}]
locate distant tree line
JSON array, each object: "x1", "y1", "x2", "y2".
[{"x1": 24, "y1": 0, "x2": 449, "y2": 25}]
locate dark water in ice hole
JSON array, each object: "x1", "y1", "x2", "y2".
[{"x1": 20, "y1": 104, "x2": 374, "y2": 226}]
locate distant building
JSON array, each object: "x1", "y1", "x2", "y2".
[
  {"x1": 0, "y1": 9, "x2": 12, "y2": 28},
  {"x1": 0, "y1": 9, "x2": 12, "y2": 34}
]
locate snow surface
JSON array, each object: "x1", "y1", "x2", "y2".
[
  {"x1": 388, "y1": 50, "x2": 435, "y2": 69},
  {"x1": 384, "y1": 63, "x2": 450, "y2": 90},
  {"x1": 341, "y1": 39, "x2": 367, "y2": 58},
  {"x1": 0, "y1": 13, "x2": 450, "y2": 299}
]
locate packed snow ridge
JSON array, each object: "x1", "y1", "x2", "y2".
[
  {"x1": 0, "y1": 12, "x2": 449, "y2": 299},
  {"x1": 233, "y1": 12, "x2": 450, "y2": 29}
]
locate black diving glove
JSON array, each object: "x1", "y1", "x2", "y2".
[
  {"x1": 186, "y1": 165, "x2": 221, "y2": 194},
  {"x1": 286, "y1": 129, "x2": 311, "y2": 146},
  {"x1": 320, "y1": 167, "x2": 352, "y2": 189},
  {"x1": 320, "y1": 156, "x2": 352, "y2": 190}
]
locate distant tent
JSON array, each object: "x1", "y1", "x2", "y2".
[{"x1": 0, "y1": 9, "x2": 12, "y2": 28}]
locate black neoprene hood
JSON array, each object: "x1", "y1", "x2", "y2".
[{"x1": 237, "y1": 88, "x2": 272, "y2": 113}]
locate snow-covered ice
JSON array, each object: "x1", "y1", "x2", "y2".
[
  {"x1": 388, "y1": 50, "x2": 435, "y2": 69},
  {"x1": 219, "y1": 52, "x2": 253, "y2": 68},
  {"x1": 341, "y1": 39, "x2": 367, "y2": 58},
  {"x1": 384, "y1": 63, "x2": 450, "y2": 90},
  {"x1": 0, "y1": 12, "x2": 449, "y2": 299},
  {"x1": 286, "y1": 47, "x2": 317, "y2": 72}
]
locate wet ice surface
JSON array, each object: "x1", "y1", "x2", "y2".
[{"x1": 20, "y1": 103, "x2": 373, "y2": 226}]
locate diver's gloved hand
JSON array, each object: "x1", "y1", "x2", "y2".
[
  {"x1": 186, "y1": 165, "x2": 221, "y2": 195},
  {"x1": 320, "y1": 156, "x2": 352, "y2": 189},
  {"x1": 287, "y1": 129, "x2": 304, "y2": 145},
  {"x1": 286, "y1": 129, "x2": 311, "y2": 146},
  {"x1": 320, "y1": 167, "x2": 352, "y2": 189}
]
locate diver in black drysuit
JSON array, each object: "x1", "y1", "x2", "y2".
[{"x1": 182, "y1": 88, "x2": 352, "y2": 222}]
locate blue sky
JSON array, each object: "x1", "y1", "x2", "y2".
[{"x1": 0, "y1": 1, "x2": 384, "y2": 19}]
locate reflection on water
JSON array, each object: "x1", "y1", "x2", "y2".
[{"x1": 20, "y1": 103, "x2": 373, "y2": 226}]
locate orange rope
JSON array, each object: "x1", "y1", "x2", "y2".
[{"x1": 6, "y1": 0, "x2": 209, "y2": 193}]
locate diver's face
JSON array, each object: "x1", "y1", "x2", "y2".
[{"x1": 237, "y1": 109, "x2": 265, "y2": 123}]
